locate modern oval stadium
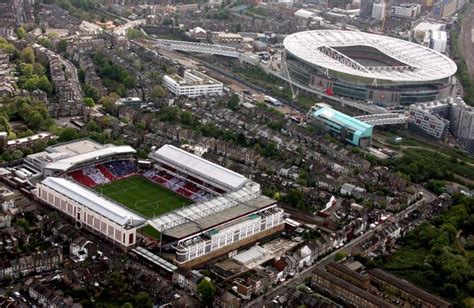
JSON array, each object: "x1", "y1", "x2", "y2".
[{"x1": 283, "y1": 30, "x2": 457, "y2": 106}]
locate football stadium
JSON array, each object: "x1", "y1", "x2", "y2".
[
  {"x1": 30, "y1": 140, "x2": 284, "y2": 268},
  {"x1": 283, "y1": 30, "x2": 457, "y2": 106}
]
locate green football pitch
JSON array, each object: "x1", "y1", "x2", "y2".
[{"x1": 95, "y1": 175, "x2": 192, "y2": 218}]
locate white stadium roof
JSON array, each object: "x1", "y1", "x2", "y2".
[
  {"x1": 152, "y1": 145, "x2": 248, "y2": 191},
  {"x1": 45, "y1": 146, "x2": 136, "y2": 172},
  {"x1": 42, "y1": 177, "x2": 146, "y2": 226},
  {"x1": 283, "y1": 30, "x2": 457, "y2": 82}
]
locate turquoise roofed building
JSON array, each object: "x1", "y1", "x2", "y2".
[{"x1": 310, "y1": 104, "x2": 373, "y2": 147}]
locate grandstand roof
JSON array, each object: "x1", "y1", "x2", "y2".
[
  {"x1": 160, "y1": 194, "x2": 276, "y2": 239},
  {"x1": 152, "y1": 145, "x2": 248, "y2": 191},
  {"x1": 41, "y1": 177, "x2": 146, "y2": 227},
  {"x1": 45, "y1": 146, "x2": 136, "y2": 172},
  {"x1": 283, "y1": 30, "x2": 457, "y2": 82}
]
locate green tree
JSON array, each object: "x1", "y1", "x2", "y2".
[
  {"x1": 121, "y1": 303, "x2": 133, "y2": 308},
  {"x1": 132, "y1": 292, "x2": 153, "y2": 308},
  {"x1": 37, "y1": 37, "x2": 52, "y2": 49},
  {"x1": 86, "y1": 120, "x2": 100, "y2": 132},
  {"x1": 20, "y1": 47, "x2": 35, "y2": 64},
  {"x1": 227, "y1": 94, "x2": 240, "y2": 111},
  {"x1": 83, "y1": 97, "x2": 95, "y2": 107},
  {"x1": 78, "y1": 68, "x2": 86, "y2": 83},
  {"x1": 59, "y1": 128, "x2": 79, "y2": 142},
  {"x1": 58, "y1": 39, "x2": 68, "y2": 53},
  {"x1": 149, "y1": 85, "x2": 166, "y2": 100},
  {"x1": 197, "y1": 279, "x2": 216, "y2": 306},
  {"x1": 335, "y1": 251, "x2": 348, "y2": 261},
  {"x1": 37, "y1": 76, "x2": 52, "y2": 94},
  {"x1": 27, "y1": 111, "x2": 44, "y2": 129},
  {"x1": 16, "y1": 26, "x2": 26, "y2": 39},
  {"x1": 11, "y1": 150, "x2": 23, "y2": 160},
  {"x1": 33, "y1": 63, "x2": 45, "y2": 76},
  {"x1": 19, "y1": 63, "x2": 34, "y2": 78}
]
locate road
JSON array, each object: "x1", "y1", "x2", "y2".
[
  {"x1": 46, "y1": 49, "x2": 83, "y2": 100},
  {"x1": 114, "y1": 18, "x2": 145, "y2": 36}
]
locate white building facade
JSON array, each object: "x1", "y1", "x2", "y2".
[
  {"x1": 409, "y1": 103, "x2": 450, "y2": 138},
  {"x1": 391, "y1": 3, "x2": 421, "y2": 19},
  {"x1": 36, "y1": 177, "x2": 146, "y2": 249},
  {"x1": 163, "y1": 70, "x2": 224, "y2": 98},
  {"x1": 175, "y1": 208, "x2": 284, "y2": 263}
]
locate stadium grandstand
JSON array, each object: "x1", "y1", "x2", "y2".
[
  {"x1": 31, "y1": 140, "x2": 284, "y2": 267},
  {"x1": 283, "y1": 30, "x2": 457, "y2": 106},
  {"x1": 36, "y1": 177, "x2": 146, "y2": 249}
]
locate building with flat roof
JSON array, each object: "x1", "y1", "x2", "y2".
[
  {"x1": 115, "y1": 97, "x2": 142, "y2": 110},
  {"x1": 409, "y1": 100, "x2": 450, "y2": 138},
  {"x1": 309, "y1": 104, "x2": 373, "y2": 147},
  {"x1": 36, "y1": 177, "x2": 146, "y2": 249},
  {"x1": 391, "y1": 3, "x2": 421, "y2": 19},
  {"x1": 163, "y1": 69, "x2": 223, "y2": 98},
  {"x1": 24, "y1": 139, "x2": 136, "y2": 176}
]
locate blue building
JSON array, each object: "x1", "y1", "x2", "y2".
[{"x1": 310, "y1": 105, "x2": 373, "y2": 147}]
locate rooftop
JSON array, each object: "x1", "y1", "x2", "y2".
[
  {"x1": 312, "y1": 105, "x2": 372, "y2": 133},
  {"x1": 45, "y1": 145, "x2": 136, "y2": 172},
  {"x1": 152, "y1": 145, "x2": 248, "y2": 191},
  {"x1": 41, "y1": 177, "x2": 146, "y2": 227},
  {"x1": 368, "y1": 269, "x2": 452, "y2": 307},
  {"x1": 283, "y1": 30, "x2": 456, "y2": 82},
  {"x1": 161, "y1": 195, "x2": 276, "y2": 239}
]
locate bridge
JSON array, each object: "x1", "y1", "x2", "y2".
[
  {"x1": 355, "y1": 113, "x2": 410, "y2": 126},
  {"x1": 154, "y1": 39, "x2": 241, "y2": 58}
]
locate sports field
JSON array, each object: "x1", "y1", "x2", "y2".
[{"x1": 95, "y1": 175, "x2": 192, "y2": 218}]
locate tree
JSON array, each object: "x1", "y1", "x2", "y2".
[
  {"x1": 58, "y1": 39, "x2": 68, "y2": 53},
  {"x1": 83, "y1": 97, "x2": 95, "y2": 107},
  {"x1": 19, "y1": 63, "x2": 34, "y2": 78},
  {"x1": 59, "y1": 128, "x2": 79, "y2": 142},
  {"x1": 227, "y1": 94, "x2": 240, "y2": 111},
  {"x1": 16, "y1": 26, "x2": 26, "y2": 39},
  {"x1": 20, "y1": 47, "x2": 35, "y2": 64},
  {"x1": 37, "y1": 37, "x2": 52, "y2": 49},
  {"x1": 37, "y1": 76, "x2": 52, "y2": 95},
  {"x1": 197, "y1": 279, "x2": 216, "y2": 306},
  {"x1": 132, "y1": 292, "x2": 153, "y2": 308},
  {"x1": 335, "y1": 251, "x2": 348, "y2": 261},
  {"x1": 11, "y1": 150, "x2": 23, "y2": 160},
  {"x1": 121, "y1": 303, "x2": 133, "y2": 308},
  {"x1": 27, "y1": 111, "x2": 44, "y2": 129},
  {"x1": 78, "y1": 68, "x2": 86, "y2": 83},
  {"x1": 86, "y1": 120, "x2": 100, "y2": 132},
  {"x1": 149, "y1": 85, "x2": 166, "y2": 100}
]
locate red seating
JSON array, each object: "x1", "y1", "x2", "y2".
[
  {"x1": 70, "y1": 170, "x2": 95, "y2": 187},
  {"x1": 97, "y1": 164, "x2": 116, "y2": 181}
]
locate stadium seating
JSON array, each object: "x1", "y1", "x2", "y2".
[
  {"x1": 143, "y1": 168, "x2": 213, "y2": 202},
  {"x1": 83, "y1": 167, "x2": 109, "y2": 186},
  {"x1": 103, "y1": 160, "x2": 137, "y2": 178},
  {"x1": 97, "y1": 164, "x2": 116, "y2": 181},
  {"x1": 69, "y1": 170, "x2": 96, "y2": 187}
]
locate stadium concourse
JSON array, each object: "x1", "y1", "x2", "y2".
[{"x1": 31, "y1": 139, "x2": 284, "y2": 268}]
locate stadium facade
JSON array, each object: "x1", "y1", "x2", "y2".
[
  {"x1": 31, "y1": 140, "x2": 284, "y2": 266},
  {"x1": 36, "y1": 177, "x2": 146, "y2": 249},
  {"x1": 283, "y1": 30, "x2": 457, "y2": 106}
]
